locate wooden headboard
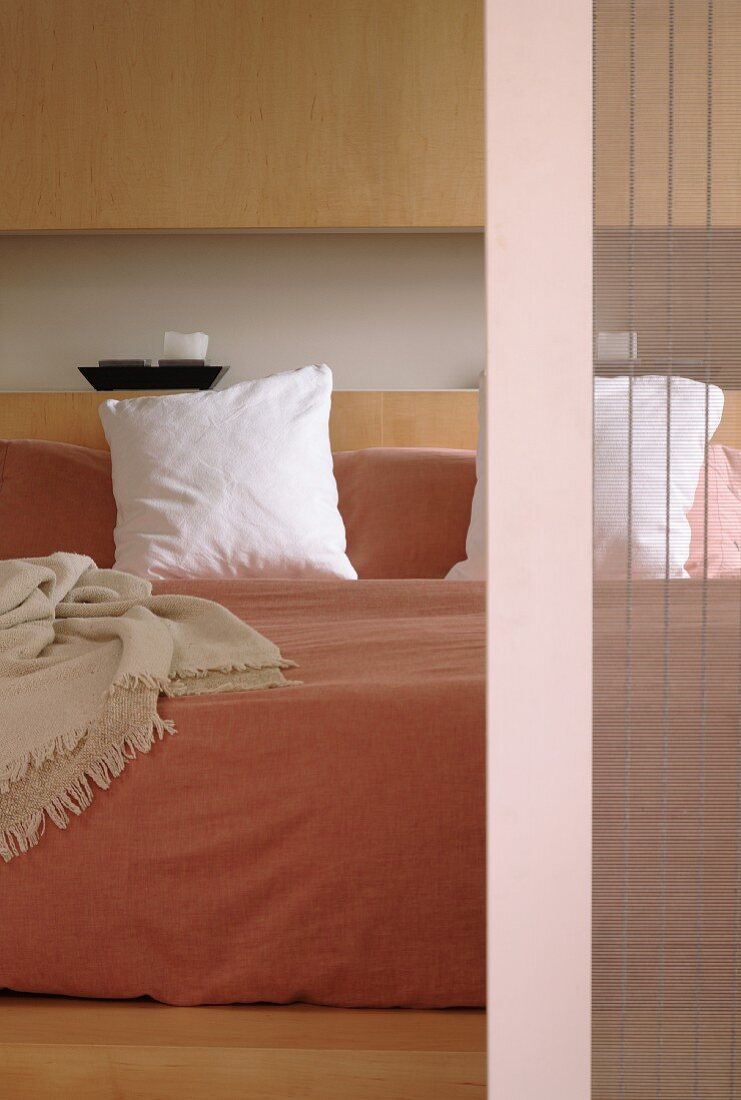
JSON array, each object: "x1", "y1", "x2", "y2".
[
  {"x1": 0, "y1": 390, "x2": 479, "y2": 452},
  {"x1": 715, "y1": 390, "x2": 741, "y2": 448},
  {"x1": 0, "y1": 388, "x2": 738, "y2": 451}
]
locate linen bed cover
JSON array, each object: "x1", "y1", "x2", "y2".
[{"x1": 0, "y1": 578, "x2": 486, "y2": 1008}]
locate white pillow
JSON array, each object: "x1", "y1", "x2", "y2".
[
  {"x1": 447, "y1": 372, "x2": 486, "y2": 580},
  {"x1": 100, "y1": 365, "x2": 357, "y2": 581},
  {"x1": 595, "y1": 375, "x2": 724, "y2": 579}
]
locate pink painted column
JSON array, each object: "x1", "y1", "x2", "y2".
[{"x1": 486, "y1": 1, "x2": 592, "y2": 1096}]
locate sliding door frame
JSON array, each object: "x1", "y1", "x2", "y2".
[{"x1": 486, "y1": 1, "x2": 592, "y2": 1095}]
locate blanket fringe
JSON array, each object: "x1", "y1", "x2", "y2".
[
  {"x1": 0, "y1": 678, "x2": 174, "y2": 791},
  {"x1": 167, "y1": 657, "x2": 298, "y2": 679},
  {"x1": 106, "y1": 672, "x2": 172, "y2": 696},
  {"x1": 2, "y1": 659, "x2": 294, "y2": 802},
  {"x1": 109, "y1": 659, "x2": 297, "y2": 698},
  {"x1": 0, "y1": 723, "x2": 93, "y2": 794},
  {"x1": 0, "y1": 713, "x2": 175, "y2": 864},
  {"x1": 2, "y1": 659, "x2": 294, "y2": 861}
]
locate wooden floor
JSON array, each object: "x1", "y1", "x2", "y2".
[{"x1": 0, "y1": 995, "x2": 486, "y2": 1100}]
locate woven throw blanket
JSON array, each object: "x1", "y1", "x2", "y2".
[{"x1": 0, "y1": 553, "x2": 296, "y2": 862}]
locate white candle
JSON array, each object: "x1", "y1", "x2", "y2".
[{"x1": 163, "y1": 331, "x2": 209, "y2": 360}]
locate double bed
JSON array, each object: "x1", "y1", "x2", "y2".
[
  {"x1": 2, "y1": 577, "x2": 485, "y2": 1009},
  {"x1": 0, "y1": 388, "x2": 486, "y2": 1098}
]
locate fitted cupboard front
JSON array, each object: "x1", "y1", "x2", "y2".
[{"x1": 0, "y1": 0, "x2": 484, "y2": 230}]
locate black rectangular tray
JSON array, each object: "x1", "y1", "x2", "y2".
[{"x1": 79, "y1": 365, "x2": 230, "y2": 391}]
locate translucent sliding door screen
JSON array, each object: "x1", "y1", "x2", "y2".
[{"x1": 593, "y1": 2, "x2": 741, "y2": 1097}]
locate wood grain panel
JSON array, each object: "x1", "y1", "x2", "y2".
[
  {"x1": 0, "y1": 1, "x2": 484, "y2": 230},
  {"x1": 3, "y1": 1047, "x2": 485, "y2": 1100},
  {"x1": 0, "y1": 390, "x2": 480, "y2": 451},
  {"x1": 0, "y1": 997, "x2": 486, "y2": 1051},
  {"x1": 711, "y1": 0, "x2": 741, "y2": 225},
  {"x1": 632, "y1": 0, "x2": 669, "y2": 227},
  {"x1": 0, "y1": 998, "x2": 486, "y2": 1100},
  {"x1": 381, "y1": 391, "x2": 479, "y2": 449},
  {"x1": 714, "y1": 387, "x2": 741, "y2": 447},
  {"x1": 329, "y1": 391, "x2": 385, "y2": 451},
  {"x1": 1, "y1": 388, "x2": 735, "y2": 449},
  {"x1": 595, "y1": 0, "x2": 741, "y2": 227},
  {"x1": 594, "y1": 0, "x2": 631, "y2": 227}
]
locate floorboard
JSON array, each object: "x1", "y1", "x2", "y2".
[{"x1": 0, "y1": 995, "x2": 486, "y2": 1099}]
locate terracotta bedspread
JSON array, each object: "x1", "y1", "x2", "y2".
[{"x1": 0, "y1": 579, "x2": 485, "y2": 1008}]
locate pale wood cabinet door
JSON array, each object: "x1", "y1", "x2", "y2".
[
  {"x1": 594, "y1": 0, "x2": 741, "y2": 228},
  {"x1": 0, "y1": 0, "x2": 483, "y2": 230}
]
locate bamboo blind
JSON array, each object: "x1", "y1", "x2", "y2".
[{"x1": 594, "y1": 2, "x2": 741, "y2": 1097}]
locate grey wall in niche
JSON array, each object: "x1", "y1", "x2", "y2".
[{"x1": 0, "y1": 233, "x2": 485, "y2": 391}]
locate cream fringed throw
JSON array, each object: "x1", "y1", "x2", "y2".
[{"x1": 0, "y1": 553, "x2": 296, "y2": 862}]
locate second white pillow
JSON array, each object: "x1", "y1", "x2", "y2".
[
  {"x1": 594, "y1": 375, "x2": 724, "y2": 579},
  {"x1": 100, "y1": 365, "x2": 357, "y2": 581},
  {"x1": 447, "y1": 372, "x2": 486, "y2": 581}
]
